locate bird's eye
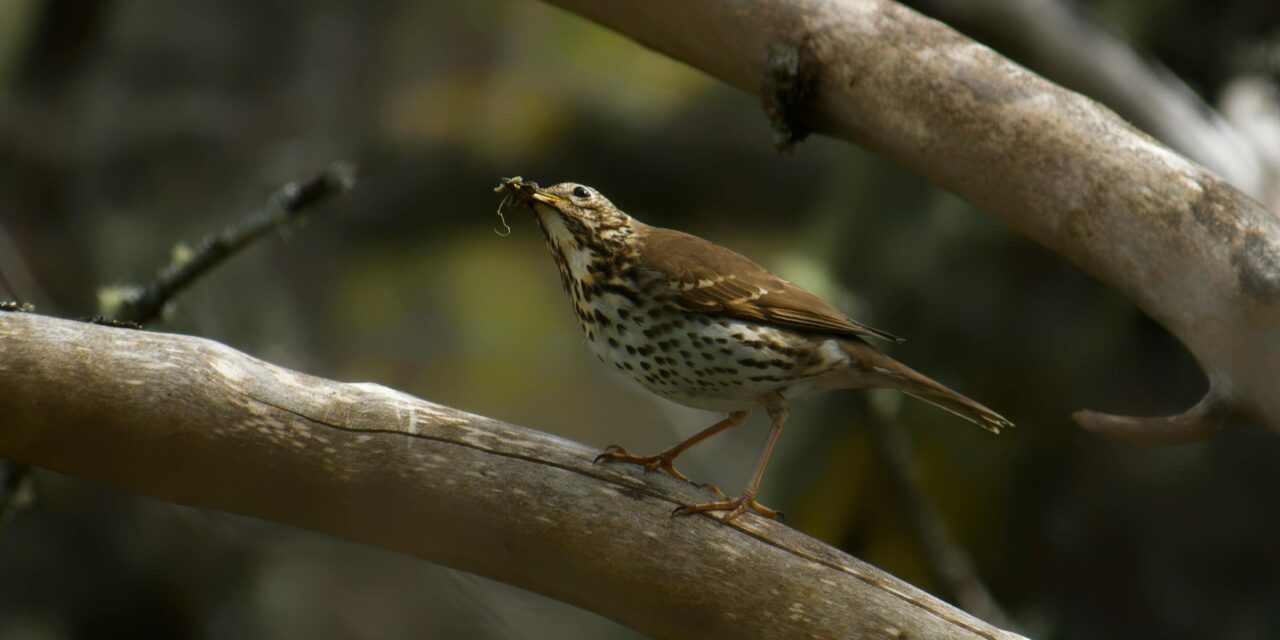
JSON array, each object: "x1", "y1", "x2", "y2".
[{"x1": 572, "y1": 186, "x2": 591, "y2": 199}]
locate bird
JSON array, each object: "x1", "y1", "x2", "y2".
[{"x1": 496, "y1": 177, "x2": 1011, "y2": 522}]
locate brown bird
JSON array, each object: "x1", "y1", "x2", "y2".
[{"x1": 498, "y1": 177, "x2": 1011, "y2": 522}]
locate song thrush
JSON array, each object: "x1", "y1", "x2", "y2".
[{"x1": 497, "y1": 177, "x2": 1012, "y2": 522}]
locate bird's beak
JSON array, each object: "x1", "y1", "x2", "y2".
[
  {"x1": 498, "y1": 177, "x2": 561, "y2": 208},
  {"x1": 529, "y1": 189, "x2": 561, "y2": 206}
]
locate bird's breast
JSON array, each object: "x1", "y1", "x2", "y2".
[{"x1": 578, "y1": 293, "x2": 848, "y2": 411}]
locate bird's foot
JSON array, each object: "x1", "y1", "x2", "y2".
[
  {"x1": 693, "y1": 482, "x2": 730, "y2": 500},
  {"x1": 594, "y1": 445, "x2": 692, "y2": 484},
  {"x1": 672, "y1": 491, "x2": 780, "y2": 523}
]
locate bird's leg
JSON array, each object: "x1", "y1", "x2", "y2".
[
  {"x1": 675, "y1": 400, "x2": 789, "y2": 522},
  {"x1": 595, "y1": 410, "x2": 749, "y2": 484}
]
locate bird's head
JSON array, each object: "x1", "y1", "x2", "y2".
[{"x1": 500, "y1": 178, "x2": 635, "y2": 254}]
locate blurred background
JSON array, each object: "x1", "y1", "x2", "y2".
[{"x1": 1, "y1": 0, "x2": 1278, "y2": 638}]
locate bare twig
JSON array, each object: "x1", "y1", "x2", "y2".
[
  {"x1": 864, "y1": 398, "x2": 1008, "y2": 626},
  {"x1": 0, "y1": 312, "x2": 1027, "y2": 640},
  {"x1": 1074, "y1": 382, "x2": 1235, "y2": 446},
  {"x1": 108, "y1": 161, "x2": 358, "y2": 325},
  {"x1": 539, "y1": 0, "x2": 1280, "y2": 440}
]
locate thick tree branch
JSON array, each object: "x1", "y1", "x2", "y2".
[
  {"x1": 908, "y1": 0, "x2": 1279, "y2": 206},
  {"x1": 540, "y1": 0, "x2": 1280, "y2": 439},
  {"x1": 0, "y1": 312, "x2": 1026, "y2": 640}
]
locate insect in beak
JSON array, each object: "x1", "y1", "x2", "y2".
[{"x1": 495, "y1": 176, "x2": 561, "y2": 207}]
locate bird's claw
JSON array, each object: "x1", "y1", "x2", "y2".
[
  {"x1": 593, "y1": 445, "x2": 627, "y2": 464},
  {"x1": 672, "y1": 493, "x2": 781, "y2": 523},
  {"x1": 693, "y1": 482, "x2": 730, "y2": 500},
  {"x1": 593, "y1": 445, "x2": 693, "y2": 484}
]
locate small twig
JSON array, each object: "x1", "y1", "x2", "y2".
[
  {"x1": 1074, "y1": 382, "x2": 1234, "y2": 445},
  {"x1": 864, "y1": 397, "x2": 1010, "y2": 627},
  {"x1": 109, "y1": 161, "x2": 359, "y2": 324}
]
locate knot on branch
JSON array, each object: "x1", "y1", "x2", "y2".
[{"x1": 761, "y1": 36, "x2": 818, "y2": 151}]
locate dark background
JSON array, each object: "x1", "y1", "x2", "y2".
[{"x1": 1, "y1": 1, "x2": 1278, "y2": 638}]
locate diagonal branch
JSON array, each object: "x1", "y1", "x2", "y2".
[
  {"x1": 538, "y1": 0, "x2": 1280, "y2": 440},
  {"x1": 0, "y1": 312, "x2": 1026, "y2": 640},
  {"x1": 107, "y1": 161, "x2": 358, "y2": 325},
  {"x1": 864, "y1": 398, "x2": 1008, "y2": 625},
  {"x1": 907, "y1": 0, "x2": 1279, "y2": 205}
]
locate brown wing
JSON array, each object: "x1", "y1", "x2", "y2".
[{"x1": 634, "y1": 226, "x2": 904, "y2": 343}]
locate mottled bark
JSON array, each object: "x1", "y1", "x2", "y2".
[{"x1": 907, "y1": 0, "x2": 1280, "y2": 207}]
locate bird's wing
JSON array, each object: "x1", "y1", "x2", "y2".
[{"x1": 634, "y1": 226, "x2": 904, "y2": 343}]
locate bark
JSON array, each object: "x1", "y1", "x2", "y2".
[
  {"x1": 540, "y1": 0, "x2": 1280, "y2": 442},
  {"x1": 907, "y1": 0, "x2": 1280, "y2": 207},
  {"x1": 0, "y1": 312, "x2": 1025, "y2": 640}
]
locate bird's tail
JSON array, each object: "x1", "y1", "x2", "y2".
[{"x1": 839, "y1": 341, "x2": 1013, "y2": 433}]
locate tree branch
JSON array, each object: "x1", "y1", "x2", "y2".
[
  {"x1": 907, "y1": 0, "x2": 1280, "y2": 206},
  {"x1": 106, "y1": 161, "x2": 358, "y2": 325},
  {"x1": 865, "y1": 399, "x2": 1008, "y2": 625},
  {"x1": 1073, "y1": 382, "x2": 1235, "y2": 446},
  {"x1": 539, "y1": 0, "x2": 1280, "y2": 439},
  {"x1": 0, "y1": 162, "x2": 361, "y2": 533},
  {"x1": 0, "y1": 312, "x2": 1025, "y2": 640}
]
